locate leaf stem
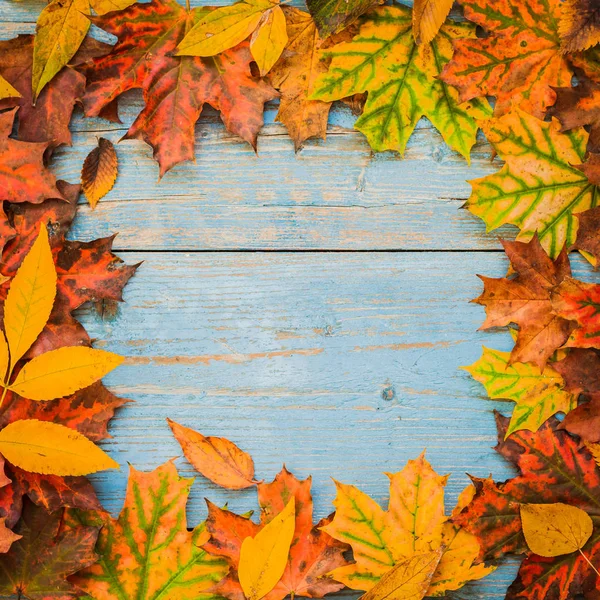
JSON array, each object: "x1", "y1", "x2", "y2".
[
  {"x1": 0, "y1": 386, "x2": 9, "y2": 409},
  {"x1": 185, "y1": 0, "x2": 190, "y2": 10},
  {"x1": 579, "y1": 548, "x2": 600, "y2": 577}
]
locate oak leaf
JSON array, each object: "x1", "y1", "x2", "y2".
[
  {"x1": 465, "y1": 346, "x2": 576, "y2": 437},
  {"x1": 168, "y1": 419, "x2": 257, "y2": 489},
  {"x1": 559, "y1": 0, "x2": 600, "y2": 53},
  {"x1": 473, "y1": 236, "x2": 575, "y2": 369},
  {"x1": 306, "y1": 0, "x2": 379, "y2": 37},
  {"x1": 454, "y1": 413, "x2": 600, "y2": 600},
  {"x1": 68, "y1": 461, "x2": 229, "y2": 600},
  {"x1": 465, "y1": 110, "x2": 599, "y2": 258},
  {"x1": 321, "y1": 453, "x2": 493, "y2": 597},
  {"x1": 312, "y1": 6, "x2": 491, "y2": 159},
  {"x1": 0, "y1": 109, "x2": 63, "y2": 204},
  {"x1": 412, "y1": 0, "x2": 453, "y2": 45},
  {"x1": 441, "y1": 0, "x2": 571, "y2": 117},
  {"x1": 520, "y1": 503, "x2": 593, "y2": 557},
  {"x1": 0, "y1": 499, "x2": 99, "y2": 599},
  {"x1": 204, "y1": 467, "x2": 350, "y2": 600},
  {"x1": 82, "y1": 0, "x2": 278, "y2": 176},
  {"x1": 81, "y1": 138, "x2": 118, "y2": 209}
]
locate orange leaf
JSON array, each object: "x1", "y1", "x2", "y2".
[{"x1": 81, "y1": 138, "x2": 118, "y2": 209}]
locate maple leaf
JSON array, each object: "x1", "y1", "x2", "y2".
[
  {"x1": 0, "y1": 108, "x2": 63, "y2": 204},
  {"x1": 306, "y1": 0, "x2": 378, "y2": 37},
  {"x1": 454, "y1": 413, "x2": 600, "y2": 600},
  {"x1": 81, "y1": 0, "x2": 278, "y2": 176},
  {"x1": 0, "y1": 498, "x2": 99, "y2": 599},
  {"x1": 550, "y1": 77, "x2": 600, "y2": 154},
  {"x1": 465, "y1": 110, "x2": 600, "y2": 258},
  {"x1": 268, "y1": 7, "x2": 332, "y2": 151},
  {"x1": 311, "y1": 6, "x2": 491, "y2": 159},
  {"x1": 465, "y1": 346, "x2": 577, "y2": 437},
  {"x1": 320, "y1": 453, "x2": 494, "y2": 597},
  {"x1": 559, "y1": 0, "x2": 600, "y2": 53},
  {"x1": 0, "y1": 35, "x2": 105, "y2": 152},
  {"x1": 552, "y1": 278, "x2": 600, "y2": 349},
  {"x1": 68, "y1": 461, "x2": 229, "y2": 599},
  {"x1": 440, "y1": 0, "x2": 571, "y2": 118},
  {"x1": 473, "y1": 236, "x2": 575, "y2": 369},
  {"x1": 204, "y1": 467, "x2": 350, "y2": 600}
]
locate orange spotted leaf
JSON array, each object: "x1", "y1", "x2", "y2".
[{"x1": 81, "y1": 138, "x2": 118, "y2": 209}]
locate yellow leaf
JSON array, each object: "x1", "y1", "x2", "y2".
[
  {"x1": 32, "y1": 0, "x2": 91, "y2": 101},
  {"x1": 176, "y1": 0, "x2": 275, "y2": 57},
  {"x1": 167, "y1": 418, "x2": 257, "y2": 489},
  {"x1": 9, "y1": 347, "x2": 123, "y2": 401},
  {"x1": 4, "y1": 225, "x2": 56, "y2": 373},
  {"x1": 251, "y1": 5, "x2": 288, "y2": 76},
  {"x1": 0, "y1": 75, "x2": 20, "y2": 101},
  {"x1": 412, "y1": 0, "x2": 454, "y2": 44},
  {"x1": 0, "y1": 419, "x2": 119, "y2": 475},
  {"x1": 0, "y1": 333, "x2": 8, "y2": 387},
  {"x1": 81, "y1": 137, "x2": 119, "y2": 209},
  {"x1": 360, "y1": 550, "x2": 443, "y2": 600},
  {"x1": 239, "y1": 497, "x2": 295, "y2": 600},
  {"x1": 89, "y1": 0, "x2": 136, "y2": 15},
  {"x1": 520, "y1": 503, "x2": 593, "y2": 557}
]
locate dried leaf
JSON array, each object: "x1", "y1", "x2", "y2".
[
  {"x1": 412, "y1": 0, "x2": 453, "y2": 45},
  {"x1": 520, "y1": 503, "x2": 593, "y2": 557},
  {"x1": 0, "y1": 420, "x2": 119, "y2": 476},
  {"x1": 168, "y1": 418, "x2": 257, "y2": 489},
  {"x1": 306, "y1": 0, "x2": 379, "y2": 37},
  {"x1": 81, "y1": 138, "x2": 118, "y2": 209},
  {"x1": 0, "y1": 518, "x2": 20, "y2": 553},
  {"x1": 559, "y1": 0, "x2": 600, "y2": 53}
]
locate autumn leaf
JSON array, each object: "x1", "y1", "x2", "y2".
[
  {"x1": 81, "y1": 138, "x2": 118, "y2": 209},
  {"x1": 168, "y1": 419, "x2": 257, "y2": 489},
  {"x1": 412, "y1": 0, "x2": 453, "y2": 45},
  {"x1": 465, "y1": 346, "x2": 577, "y2": 437},
  {"x1": 239, "y1": 497, "x2": 296, "y2": 600},
  {"x1": 312, "y1": 6, "x2": 491, "y2": 159},
  {"x1": 204, "y1": 467, "x2": 350, "y2": 600},
  {"x1": 473, "y1": 236, "x2": 575, "y2": 369},
  {"x1": 69, "y1": 461, "x2": 229, "y2": 600},
  {"x1": 465, "y1": 110, "x2": 599, "y2": 259},
  {"x1": 306, "y1": 0, "x2": 379, "y2": 37},
  {"x1": 0, "y1": 499, "x2": 99, "y2": 599},
  {"x1": 82, "y1": 0, "x2": 278, "y2": 175},
  {"x1": 250, "y1": 5, "x2": 288, "y2": 76},
  {"x1": 321, "y1": 453, "x2": 493, "y2": 596},
  {"x1": 0, "y1": 74, "x2": 19, "y2": 100},
  {"x1": 0, "y1": 419, "x2": 119, "y2": 476},
  {"x1": 0, "y1": 517, "x2": 20, "y2": 554},
  {"x1": 441, "y1": 0, "x2": 571, "y2": 117},
  {"x1": 454, "y1": 413, "x2": 600, "y2": 600},
  {"x1": 559, "y1": 0, "x2": 600, "y2": 53},
  {"x1": 0, "y1": 108, "x2": 63, "y2": 204},
  {"x1": 550, "y1": 78, "x2": 600, "y2": 155},
  {"x1": 361, "y1": 550, "x2": 443, "y2": 600},
  {"x1": 268, "y1": 8, "x2": 332, "y2": 150},
  {"x1": 32, "y1": 0, "x2": 91, "y2": 102},
  {"x1": 0, "y1": 36, "x2": 112, "y2": 153},
  {"x1": 552, "y1": 278, "x2": 600, "y2": 349},
  {"x1": 521, "y1": 503, "x2": 593, "y2": 558}
]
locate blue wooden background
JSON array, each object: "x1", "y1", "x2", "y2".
[{"x1": 3, "y1": 1, "x2": 597, "y2": 597}]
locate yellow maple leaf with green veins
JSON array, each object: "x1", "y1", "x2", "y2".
[
  {"x1": 466, "y1": 110, "x2": 600, "y2": 259},
  {"x1": 311, "y1": 5, "x2": 491, "y2": 160},
  {"x1": 323, "y1": 453, "x2": 494, "y2": 597},
  {"x1": 465, "y1": 346, "x2": 577, "y2": 438}
]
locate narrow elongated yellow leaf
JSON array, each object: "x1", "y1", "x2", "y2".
[
  {"x1": 176, "y1": 0, "x2": 275, "y2": 57},
  {"x1": 361, "y1": 550, "x2": 443, "y2": 600},
  {"x1": 251, "y1": 5, "x2": 288, "y2": 76},
  {"x1": 0, "y1": 419, "x2": 119, "y2": 475},
  {"x1": 32, "y1": 0, "x2": 91, "y2": 101},
  {"x1": 0, "y1": 75, "x2": 20, "y2": 100},
  {"x1": 4, "y1": 226, "x2": 56, "y2": 372},
  {"x1": 520, "y1": 503, "x2": 593, "y2": 557},
  {"x1": 239, "y1": 497, "x2": 296, "y2": 600},
  {"x1": 412, "y1": 0, "x2": 453, "y2": 44},
  {"x1": 9, "y1": 347, "x2": 123, "y2": 401},
  {"x1": 0, "y1": 333, "x2": 9, "y2": 387},
  {"x1": 89, "y1": 0, "x2": 136, "y2": 15}
]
